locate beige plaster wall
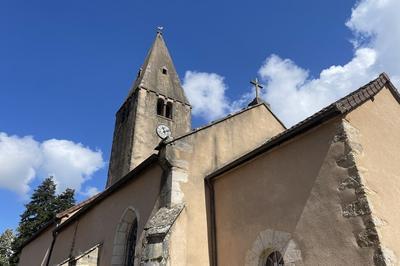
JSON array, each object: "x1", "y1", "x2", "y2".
[
  {"x1": 19, "y1": 225, "x2": 54, "y2": 266},
  {"x1": 165, "y1": 104, "x2": 285, "y2": 265},
  {"x1": 212, "y1": 118, "x2": 375, "y2": 265},
  {"x1": 48, "y1": 164, "x2": 163, "y2": 265},
  {"x1": 346, "y1": 87, "x2": 400, "y2": 262}
]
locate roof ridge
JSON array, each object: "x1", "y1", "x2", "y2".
[
  {"x1": 334, "y1": 72, "x2": 390, "y2": 113},
  {"x1": 206, "y1": 73, "x2": 397, "y2": 181},
  {"x1": 56, "y1": 193, "x2": 101, "y2": 219},
  {"x1": 278, "y1": 73, "x2": 392, "y2": 139},
  {"x1": 163, "y1": 102, "x2": 284, "y2": 145}
]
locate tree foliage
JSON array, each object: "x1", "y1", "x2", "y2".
[
  {"x1": 0, "y1": 229, "x2": 14, "y2": 266},
  {"x1": 54, "y1": 188, "x2": 75, "y2": 214},
  {"x1": 9, "y1": 177, "x2": 75, "y2": 265}
]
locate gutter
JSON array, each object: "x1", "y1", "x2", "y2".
[
  {"x1": 45, "y1": 228, "x2": 58, "y2": 266},
  {"x1": 205, "y1": 179, "x2": 218, "y2": 266}
]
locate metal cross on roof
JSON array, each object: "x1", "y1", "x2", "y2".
[{"x1": 250, "y1": 78, "x2": 263, "y2": 99}]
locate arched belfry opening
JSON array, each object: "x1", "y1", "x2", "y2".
[
  {"x1": 165, "y1": 101, "x2": 173, "y2": 119},
  {"x1": 156, "y1": 98, "x2": 173, "y2": 119},
  {"x1": 157, "y1": 98, "x2": 165, "y2": 116}
]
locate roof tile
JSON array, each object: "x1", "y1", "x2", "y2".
[{"x1": 207, "y1": 73, "x2": 400, "y2": 181}]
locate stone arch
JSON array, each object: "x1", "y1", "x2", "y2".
[
  {"x1": 244, "y1": 229, "x2": 303, "y2": 266},
  {"x1": 156, "y1": 98, "x2": 165, "y2": 116},
  {"x1": 165, "y1": 101, "x2": 173, "y2": 119},
  {"x1": 111, "y1": 207, "x2": 140, "y2": 266}
]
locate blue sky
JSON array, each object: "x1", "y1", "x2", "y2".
[{"x1": 1, "y1": 0, "x2": 400, "y2": 232}]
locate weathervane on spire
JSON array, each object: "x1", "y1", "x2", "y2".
[
  {"x1": 250, "y1": 78, "x2": 263, "y2": 99},
  {"x1": 157, "y1": 26, "x2": 164, "y2": 34}
]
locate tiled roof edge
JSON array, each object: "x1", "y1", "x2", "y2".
[
  {"x1": 165, "y1": 102, "x2": 283, "y2": 145},
  {"x1": 56, "y1": 193, "x2": 100, "y2": 219},
  {"x1": 55, "y1": 154, "x2": 159, "y2": 233},
  {"x1": 20, "y1": 219, "x2": 55, "y2": 249},
  {"x1": 206, "y1": 73, "x2": 396, "y2": 182}
]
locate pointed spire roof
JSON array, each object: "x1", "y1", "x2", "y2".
[{"x1": 128, "y1": 32, "x2": 190, "y2": 105}]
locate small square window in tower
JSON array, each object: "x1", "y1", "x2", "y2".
[
  {"x1": 157, "y1": 98, "x2": 165, "y2": 116},
  {"x1": 166, "y1": 102, "x2": 173, "y2": 119},
  {"x1": 162, "y1": 67, "x2": 168, "y2": 75}
]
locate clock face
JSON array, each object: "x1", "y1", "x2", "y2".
[{"x1": 156, "y1": 124, "x2": 171, "y2": 139}]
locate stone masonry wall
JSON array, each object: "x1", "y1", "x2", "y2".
[
  {"x1": 335, "y1": 120, "x2": 396, "y2": 266},
  {"x1": 139, "y1": 204, "x2": 184, "y2": 265}
]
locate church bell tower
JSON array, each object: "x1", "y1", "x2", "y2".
[{"x1": 106, "y1": 31, "x2": 192, "y2": 187}]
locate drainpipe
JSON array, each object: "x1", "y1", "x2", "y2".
[
  {"x1": 205, "y1": 179, "x2": 218, "y2": 266},
  {"x1": 45, "y1": 227, "x2": 58, "y2": 266}
]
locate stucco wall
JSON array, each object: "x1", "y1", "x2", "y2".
[
  {"x1": 346, "y1": 87, "x2": 400, "y2": 263},
  {"x1": 164, "y1": 104, "x2": 285, "y2": 265},
  {"x1": 48, "y1": 164, "x2": 163, "y2": 265},
  {"x1": 212, "y1": 118, "x2": 376, "y2": 265},
  {"x1": 19, "y1": 225, "x2": 54, "y2": 266}
]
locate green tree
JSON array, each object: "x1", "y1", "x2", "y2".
[
  {"x1": 0, "y1": 229, "x2": 14, "y2": 266},
  {"x1": 9, "y1": 177, "x2": 75, "y2": 265},
  {"x1": 54, "y1": 188, "x2": 75, "y2": 214}
]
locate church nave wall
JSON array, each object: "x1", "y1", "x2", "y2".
[
  {"x1": 48, "y1": 163, "x2": 164, "y2": 266},
  {"x1": 210, "y1": 117, "x2": 379, "y2": 265},
  {"x1": 162, "y1": 103, "x2": 286, "y2": 265}
]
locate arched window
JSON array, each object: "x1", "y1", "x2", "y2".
[
  {"x1": 165, "y1": 102, "x2": 173, "y2": 119},
  {"x1": 126, "y1": 219, "x2": 138, "y2": 266},
  {"x1": 265, "y1": 251, "x2": 284, "y2": 266},
  {"x1": 157, "y1": 98, "x2": 165, "y2": 116}
]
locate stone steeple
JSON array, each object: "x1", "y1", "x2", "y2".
[
  {"x1": 106, "y1": 32, "x2": 192, "y2": 187},
  {"x1": 128, "y1": 31, "x2": 190, "y2": 105}
]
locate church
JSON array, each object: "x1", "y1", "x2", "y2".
[{"x1": 19, "y1": 31, "x2": 400, "y2": 266}]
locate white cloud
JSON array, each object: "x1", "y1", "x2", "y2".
[
  {"x1": 258, "y1": 48, "x2": 377, "y2": 126},
  {"x1": 80, "y1": 186, "x2": 100, "y2": 198},
  {"x1": 182, "y1": 71, "x2": 232, "y2": 121},
  {"x1": 184, "y1": 0, "x2": 400, "y2": 126},
  {"x1": 39, "y1": 139, "x2": 104, "y2": 193},
  {"x1": 0, "y1": 132, "x2": 104, "y2": 197},
  {"x1": 0, "y1": 133, "x2": 42, "y2": 196},
  {"x1": 346, "y1": 0, "x2": 400, "y2": 84},
  {"x1": 258, "y1": 0, "x2": 400, "y2": 126}
]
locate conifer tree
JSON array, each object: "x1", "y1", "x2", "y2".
[
  {"x1": 54, "y1": 188, "x2": 75, "y2": 214},
  {"x1": 0, "y1": 229, "x2": 14, "y2": 266},
  {"x1": 9, "y1": 177, "x2": 75, "y2": 265}
]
